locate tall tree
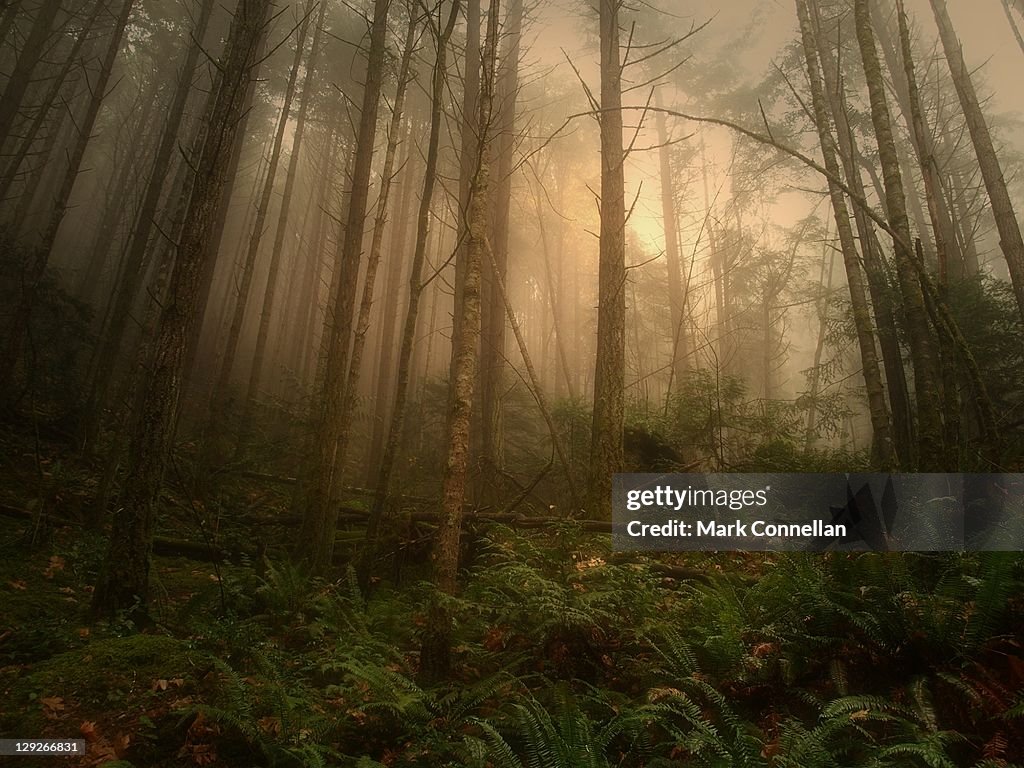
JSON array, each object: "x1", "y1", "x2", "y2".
[
  {"x1": 91, "y1": 0, "x2": 275, "y2": 619},
  {"x1": 420, "y1": 0, "x2": 500, "y2": 684},
  {"x1": 479, "y1": 0, "x2": 523, "y2": 503},
  {"x1": 587, "y1": 0, "x2": 626, "y2": 518},
  {"x1": 654, "y1": 88, "x2": 689, "y2": 391},
  {"x1": 239, "y1": 0, "x2": 330, "y2": 439},
  {"x1": 81, "y1": 0, "x2": 218, "y2": 448},
  {"x1": 298, "y1": 0, "x2": 392, "y2": 573},
  {"x1": 808, "y1": 0, "x2": 915, "y2": 466},
  {"x1": 207, "y1": 0, "x2": 315, "y2": 452},
  {"x1": 855, "y1": 0, "x2": 945, "y2": 470},
  {"x1": 0, "y1": 0, "x2": 64, "y2": 148},
  {"x1": 796, "y1": 0, "x2": 894, "y2": 466},
  {"x1": 929, "y1": 0, "x2": 1024, "y2": 322},
  {"x1": 362, "y1": 0, "x2": 461, "y2": 583},
  {"x1": 2, "y1": 0, "x2": 137, "y2": 397}
]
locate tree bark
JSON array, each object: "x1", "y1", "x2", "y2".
[
  {"x1": 81, "y1": 0, "x2": 217, "y2": 448},
  {"x1": 654, "y1": 88, "x2": 689, "y2": 391},
  {"x1": 322, "y1": 8, "x2": 417, "y2": 496},
  {"x1": 0, "y1": 0, "x2": 102, "y2": 204},
  {"x1": 808, "y1": 0, "x2": 915, "y2": 466},
  {"x1": 479, "y1": 0, "x2": 523, "y2": 505},
  {"x1": 0, "y1": 0, "x2": 63, "y2": 148},
  {"x1": 587, "y1": 0, "x2": 626, "y2": 519},
  {"x1": 91, "y1": 0, "x2": 274, "y2": 620},
  {"x1": 207, "y1": 0, "x2": 315, "y2": 454},
  {"x1": 420, "y1": 0, "x2": 500, "y2": 684},
  {"x1": 2, "y1": 0, "x2": 136, "y2": 397},
  {"x1": 855, "y1": 0, "x2": 945, "y2": 470},
  {"x1": 362, "y1": 0, "x2": 461, "y2": 583},
  {"x1": 929, "y1": 0, "x2": 1024, "y2": 322},
  {"x1": 298, "y1": 0, "x2": 392, "y2": 573},
  {"x1": 797, "y1": 0, "x2": 894, "y2": 467}
]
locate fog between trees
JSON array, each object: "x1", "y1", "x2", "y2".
[{"x1": 1, "y1": 0, "x2": 1024, "y2": 634}]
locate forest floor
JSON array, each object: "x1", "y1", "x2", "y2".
[{"x1": 1, "y1": 424, "x2": 1024, "y2": 768}]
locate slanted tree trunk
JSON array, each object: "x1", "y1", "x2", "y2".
[
  {"x1": 0, "y1": 0, "x2": 64, "y2": 148},
  {"x1": 237, "y1": 0, "x2": 328, "y2": 445},
  {"x1": 81, "y1": 0, "x2": 217, "y2": 449},
  {"x1": 207, "y1": 0, "x2": 315, "y2": 454},
  {"x1": 298, "y1": 0, "x2": 392, "y2": 574},
  {"x1": 797, "y1": 0, "x2": 894, "y2": 467},
  {"x1": 90, "y1": 0, "x2": 274, "y2": 620},
  {"x1": 808, "y1": 0, "x2": 915, "y2": 466},
  {"x1": 362, "y1": 0, "x2": 461, "y2": 584},
  {"x1": 2, "y1": 0, "x2": 135, "y2": 397},
  {"x1": 855, "y1": 0, "x2": 945, "y2": 470},
  {"x1": 0, "y1": 0, "x2": 102, "y2": 204},
  {"x1": 587, "y1": 0, "x2": 626, "y2": 519},
  {"x1": 420, "y1": 0, "x2": 500, "y2": 684},
  {"x1": 929, "y1": 0, "x2": 1024, "y2": 322}
]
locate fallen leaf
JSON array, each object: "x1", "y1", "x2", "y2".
[
  {"x1": 41, "y1": 696, "x2": 65, "y2": 717},
  {"x1": 7, "y1": 580, "x2": 27, "y2": 590},
  {"x1": 80, "y1": 721, "x2": 98, "y2": 741},
  {"x1": 77, "y1": 627, "x2": 90, "y2": 638},
  {"x1": 44, "y1": 556, "x2": 65, "y2": 578},
  {"x1": 153, "y1": 679, "x2": 169, "y2": 691}
]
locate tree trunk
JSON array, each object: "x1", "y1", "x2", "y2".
[
  {"x1": 362, "y1": 0, "x2": 461, "y2": 584},
  {"x1": 808, "y1": 0, "x2": 915, "y2": 466},
  {"x1": 929, "y1": 0, "x2": 1024, "y2": 322},
  {"x1": 365, "y1": 119, "x2": 416, "y2": 485},
  {"x1": 2, "y1": 0, "x2": 135, "y2": 397},
  {"x1": 321, "y1": 9, "x2": 417, "y2": 494},
  {"x1": 479, "y1": 0, "x2": 523, "y2": 505},
  {"x1": 654, "y1": 89, "x2": 689, "y2": 391},
  {"x1": 91, "y1": 0, "x2": 274, "y2": 620},
  {"x1": 420, "y1": 0, "x2": 500, "y2": 684},
  {"x1": 797, "y1": 0, "x2": 894, "y2": 466},
  {"x1": 298, "y1": 0, "x2": 392, "y2": 573},
  {"x1": 586, "y1": 0, "x2": 626, "y2": 519},
  {"x1": 237, "y1": 0, "x2": 327, "y2": 442},
  {"x1": 207, "y1": 0, "x2": 314, "y2": 454},
  {"x1": 0, "y1": 0, "x2": 63, "y2": 147},
  {"x1": 81, "y1": 0, "x2": 217, "y2": 448},
  {"x1": 0, "y1": 0, "x2": 102, "y2": 204},
  {"x1": 855, "y1": 0, "x2": 945, "y2": 470}
]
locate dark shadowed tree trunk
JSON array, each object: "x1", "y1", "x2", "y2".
[
  {"x1": 324, "y1": 8, "x2": 418, "y2": 496},
  {"x1": 654, "y1": 88, "x2": 689, "y2": 391},
  {"x1": 0, "y1": 0, "x2": 103, "y2": 204},
  {"x1": 2, "y1": 0, "x2": 136, "y2": 397},
  {"x1": 808, "y1": 0, "x2": 915, "y2": 466},
  {"x1": 207, "y1": 0, "x2": 315, "y2": 455},
  {"x1": 0, "y1": 0, "x2": 64, "y2": 148},
  {"x1": 237, "y1": 0, "x2": 328, "y2": 443},
  {"x1": 81, "y1": 0, "x2": 218, "y2": 448},
  {"x1": 90, "y1": 0, "x2": 274, "y2": 620}
]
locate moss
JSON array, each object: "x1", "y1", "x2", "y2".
[{"x1": 2, "y1": 634, "x2": 215, "y2": 735}]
